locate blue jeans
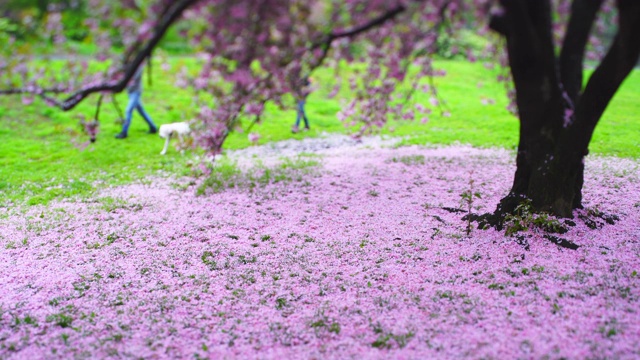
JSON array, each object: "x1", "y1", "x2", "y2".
[
  {"x1": 121, "y1": 91, "x2": 156, "y2": 134},
  {"x1": 295, "y1": 100, "x2": 309, "y2": 128}
]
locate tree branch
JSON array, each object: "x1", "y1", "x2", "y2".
[
  {"x1": 571, "y1": 0, "x2": 640, "y2": 149},
  {"x1": 559, "y1": 0, "x2": 604, "y2": 105},
  {"x1": 309, "y1": 4, "x2": 407, "y2": 69},
  {"x1": 0, "y1": 86, "x2": 68, "y2": 95},
  {"x1": 493, "y1": 0, "x2": 560, "y2": 129},
  {"x1": 0, "y1": 0, "x2": 201, "y2": 111},
  {"x1": 497, "y1": 0, "x2": 555, "y2": 72},
  {"x1": 324, "y1": 5, "x2": 406, "y2": 44}
]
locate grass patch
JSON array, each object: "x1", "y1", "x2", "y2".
[
  {"x1": 97, "y1": 196, "x2": 143, "y2": 213},
  {"x1": 1, "y1": 58, "x2": 639, "y2": 205},
  {"x1": 197, "y1": 155, "x2": 321, "y2": 195},
  {"x1": 388, "y1": 154, "x2": 426, "y2": 166}
]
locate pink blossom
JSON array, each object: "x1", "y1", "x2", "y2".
[
  {"x1": 248, "y1": 132, "x2": 260, "y2": 144},
  {"x1": 563, "y1": 108, "x2": 574, "y2": 128}
]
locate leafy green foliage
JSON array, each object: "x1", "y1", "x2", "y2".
[{"x1": 504, "y1": 200, "x2": 567, "y2": 236}]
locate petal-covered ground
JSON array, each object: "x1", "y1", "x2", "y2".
[{"x1": 1, "y1": 144, "x2": 639, "y2": 359}]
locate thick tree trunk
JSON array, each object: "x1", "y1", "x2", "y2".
[
  {"x1": 490, "y1": 0, "x2": 578, "y2": 217},
  {"x1": 489, "y1": 0, "x2": 640, "y2": 222},
  {"x1": 520, "y1": 130, "x2": 586, "y2": 217},
  {"x1": 497, "y1": 110, "x2": 588, "y2": 218}
]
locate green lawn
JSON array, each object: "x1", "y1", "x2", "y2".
[{"x1": 1, "y1": 59, "x2": 638, "y2": 206}]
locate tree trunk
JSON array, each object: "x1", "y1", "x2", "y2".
[
  {"x1": 489, "y1": 0, "x2": 640, "y2": 222},
  {"x1": 513, "y1": 127, "x2": 587, "y2": 217}
]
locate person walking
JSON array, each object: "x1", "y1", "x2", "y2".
[
  {"x1": 116, "y1": 65, "x2": 157, "y2": 139},
  {"x1": 291, "y1": 77, "x2": 313, "y2": 133}
]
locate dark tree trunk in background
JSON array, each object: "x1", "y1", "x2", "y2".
[{"x1": 489, "y1": 0, "x2": 640, "y2": 220}]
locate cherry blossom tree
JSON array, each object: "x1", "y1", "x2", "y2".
[{"x1": 1, "y1": 0, "x2": 638, "y2": 222}]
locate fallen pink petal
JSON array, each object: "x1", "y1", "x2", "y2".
[
  {"x1": 0, "y1": 1, "x2": 638, "y2": 358},
  {"x1": 1, "y1": 144, "x2": 638, "y2": 359}
]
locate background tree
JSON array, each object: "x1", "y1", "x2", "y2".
[{"x1": 0, "y1": 0, "x2": 637, "y2": 222}]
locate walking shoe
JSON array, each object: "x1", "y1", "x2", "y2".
[
  {"x1": 291, "y1": 125, "x2": 299, "y2": 134},
  {"x1": 115, "y1": 132, "x2": 128, "y2": 139}
]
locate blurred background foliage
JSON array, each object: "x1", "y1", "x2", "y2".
[
  {"x1": 0, "y1": 0, "x2": 193, "y2": 54},
  {"x1": 0, "y1": 0, "x2": 509, "y2": 58}
]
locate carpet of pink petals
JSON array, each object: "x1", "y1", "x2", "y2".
[{"x1": 1, "y1": 145, "x2": 639, "y2": 359}]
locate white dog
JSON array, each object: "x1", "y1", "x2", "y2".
[{"x1": 159, "y1": 122, "x2": 190, "y2": 155}]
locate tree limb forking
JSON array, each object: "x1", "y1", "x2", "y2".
[
  {"x1": 559, "y1": 0, "x2": 604, "y2": 105},
  {"x1": 0, "y1": 0, "x2": 201, "y2": 111},
  {"x1": 571, "y1": 0, "x2": 640, "y2": 149}
]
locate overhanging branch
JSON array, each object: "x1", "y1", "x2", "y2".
[
  {"x1": 309, "y1": 4, "x2": 407, "y2": 69},
  {"x1": 0, "y1": 86, "x2": 67, "y2": 95},
  {"x1": 320, "y1": 5, "x2": 406, "y2": 45},
  {"x1": 0, "y1": 0, "x2": 201, "y2": 111}
]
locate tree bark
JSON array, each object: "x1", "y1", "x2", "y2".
[{"x1": 488, "y1": 0, "x2": 640, "y2": 221}]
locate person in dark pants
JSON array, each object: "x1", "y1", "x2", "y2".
[
  {"x1": 116, "y1": 66, "x2": 157, "y2": 139},
  {"x1": 291, "y1": 77, "x2": 313, "y2": 133}
]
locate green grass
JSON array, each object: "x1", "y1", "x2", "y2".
[
  {"x1": 1, "y1": 58, "x2": 639, "y2": 206},
  {"x1": 197, "y1": 155, "x2": 321, "y2": 195}
]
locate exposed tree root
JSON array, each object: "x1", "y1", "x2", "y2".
[
  {"x1": 441, "y1": 207, "x2": 467, "y2": 214},
  {"x1": 461, "y1": 192, "x2": 530, "y2": 230},
  {"x1": 578, "y1": 210, "x2": 619, "y2": 229},
  {"x1": 461, "y1": 202, "x2": 620, "y2": 252},
  {"x1": 543, "y1": 235, "x2": 580, "y2": 250},
  {"x1": 463, "y1": 212, "x2": 505, "y2": 230}
]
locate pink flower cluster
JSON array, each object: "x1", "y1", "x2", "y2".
[{"x1": 1, "y1": 146, "x2": 639, "y2": 359}]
